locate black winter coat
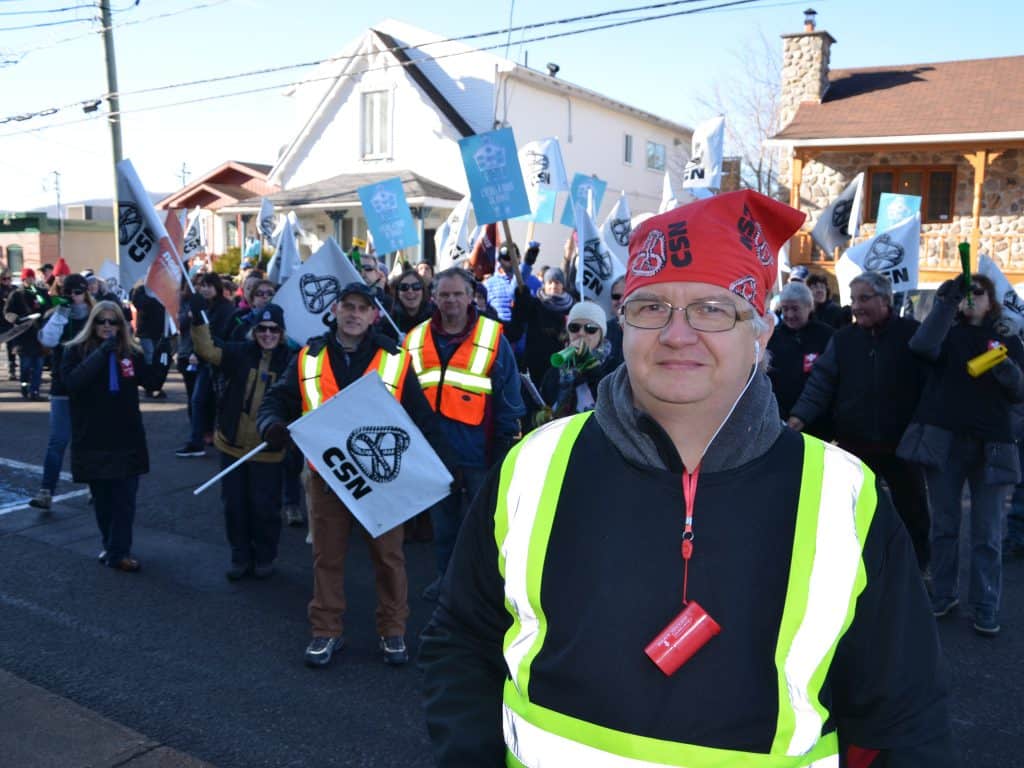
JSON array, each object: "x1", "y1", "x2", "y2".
[
  {"x1": 790, "y1": 314, "x2": 925, "y2": 451},
  {"x1": 61, "y1": 341, "x2": 161, "y2": 481},
  {"x1": 4, "y1": 286, "x2": 49, "y2": 356},
  {"x1": 505, "y1": 287, "x2": 573, "y2": 384},
  {"x1": 767, "y1": 320, "x2": 834, "y2": 421}
]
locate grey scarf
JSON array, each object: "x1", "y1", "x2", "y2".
[{"x1": 594, "y1": 365, "x2": 783, "y2": 473}]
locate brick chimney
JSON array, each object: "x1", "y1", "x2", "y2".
[{"x1": 778, "y1": 9, "x2": 836, "y2": 131}]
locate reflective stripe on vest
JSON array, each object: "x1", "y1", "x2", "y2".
[
  {"x1": 494, "y1": 414, "x2": 875, "y2": 768},
  {"x1": 403, "y1": 316, "x2": 502, "y2": 420},
  {"x1": 298, "y1": 344, "x2": 409, "y2": 413}
]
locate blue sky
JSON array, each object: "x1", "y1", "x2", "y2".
[{"x1": 0, "y1": 0, "x2": 1016, "y2": 210}]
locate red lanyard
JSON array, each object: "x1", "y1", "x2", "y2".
[{"x1": 681, "y1": 465, "x2": 700, "y2": 605}]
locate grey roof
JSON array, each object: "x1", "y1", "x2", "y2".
[{"x1": 258, "y1": 171, "x2": 463, "y2": 209}]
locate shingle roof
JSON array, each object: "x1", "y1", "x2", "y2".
[
  {"x1": 774, "y1": 55, "x2": 1024, "y2": 141},
  {"x1": 256, "y1": 171, "x2": 462, "y2": 209}
]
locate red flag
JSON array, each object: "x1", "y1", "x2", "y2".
[
  {"x1": 145, "y1": 212, "x2": 186, "y2": 322},
  {"x1": 164, "y1": 209, "x2": 185, "y2": 263},
  {"x1": 467, "y1": 222, "x2": 499, "y2": 280}
]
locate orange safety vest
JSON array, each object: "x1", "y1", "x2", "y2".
[
  {"x1": 297, "y1": 343, "x2": 409, "y2": 413},
  {"x1": 403, "y1": 315, "x2": 502, "y2": 427}
]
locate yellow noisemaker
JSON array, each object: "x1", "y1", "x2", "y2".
[{"x1": 967, "y1": 345, "x2": 1007, "y2": 378}]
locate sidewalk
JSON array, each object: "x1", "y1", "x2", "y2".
[{"x1": 0, "y1": 669, "x2": 214, "y2": 768}]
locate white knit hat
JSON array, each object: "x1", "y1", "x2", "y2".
[{"x1": 567, "y1": 300, "x2": 607, "y2": 337}]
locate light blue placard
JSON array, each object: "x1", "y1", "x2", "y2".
[
  {"x1": 559, "y1": 173, "x2": 607, "y2": 227},
  {"x1": 876, "y1": 193, "x2": 921, "y2": 234},
  {"x1": 514, "y1": 187, "x2": 559, "y2": 224},
  {"x1": 459, "y1": 127, "x2": 531, "y2": 225},
  {"x1": 357, "y1": 177, "x2": 420, "y2": 253}
]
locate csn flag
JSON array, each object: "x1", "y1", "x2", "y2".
[
  {"x1": 288, "y1": 374, "x2": 453, "y2": 537},
  {"x1": 978, "y1": 254, "x2": 1024, "y2": 334},
  {"x1": 811, "y1": 172, "x2": 864, "y2": 257},
  {"x1": 574, "y1": 201, "x2": 624, "y2": 318},
  {"x1": 836, "y1": 213, "x2": 920, "y2": 304},
  {"x1": 516, "y1": 137, "x2": 568, "y2": 224},
  {"x1": 182, "y1": 208, "x2": 208, "y2": 269},
  {"x1": 116, "y1": 159, "x2": 179, "y2": 293},
  {"x1": 258, "y1": 198, "x2": 276, "y2": 240},
  {"x1": 658, "y1": 170, "x2": 681, "y2": 214},
  {"x1": 435, "y1": 196, "x2": 473, "y2": 270},
  {"x1": 267, "y1": 217, "x2": 303, "y2": 284},
  {"x1": 682, "y1": 116, "x2": 725, "y2": 190},
  {"x1": 601, "y1": 193, "x2": 632, "y2": 265},
  {"x1": 275, "y1": 237, "x2": 361, "y2": 346}
]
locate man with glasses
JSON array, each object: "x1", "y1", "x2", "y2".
[
  {"x1": 421, "y1": 191, "x2": 950, "y2": 767},
  {"x1": 788, "y1": 272, "x2": 931, "y2": 571},
  {"x1": 259, "y1": 282, "x2": 448, "y2": 669}
]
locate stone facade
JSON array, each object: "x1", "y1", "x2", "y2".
[{"x1": 795, "y1": 149, "x2": 1024, "y2": 269}]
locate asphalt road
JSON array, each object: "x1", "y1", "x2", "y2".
[{"x1": 0, "y1": 367, "x2": 1022, "y2": 766}]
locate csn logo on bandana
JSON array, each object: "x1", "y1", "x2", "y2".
[
  {"x1": 729, "y1": 275, "x2": 758, "y2": 305},
  {"x1": 631, "y1": 230, "x2": 667, "y2": 277},
  {"x1": 737, "y1": 204, "x2": 772, "y2": 266}
]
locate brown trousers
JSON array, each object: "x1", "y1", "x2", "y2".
[{"x1": 306, "y1": 473, "x2": 409, "y2": 638}]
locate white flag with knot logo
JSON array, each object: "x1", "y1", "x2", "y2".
[
  {"x1": 835, "y1": 213, "x2": 920, "y2": 305},
  {"x1": 274, "y1": 237, "x2": 362, "y2": 346},
  {"x1": 682, "y1": 115, "x2": 725, "y2": 190},
  {"x1": 288, "y1": 374, "x2": 453, "y2": 537}
]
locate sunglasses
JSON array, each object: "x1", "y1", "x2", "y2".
[
  {"x1": 359, "y1": 265, "x2": 378, "y2": 272},
  {"x1": 254, "y1": 290, "x2": 275, "y2": 298},
  {"x1": 255, "y1": 325, "x2": 282, "y2": 334},
  {"x1": 66, "y1": 289, "x2": 85, "y2": 296},
  {"x1": 96, "y1": 317, "x2": 121, "y2": 327},
  {"x1": 611, "y1": 293, "x2": 623, "y2": 301},
  {"x1": 398, "y1": 283, "x2": 423, "y2": 292},
  {"x1": 969, "y1": 287, "x2": 987, "y2": 297},
  {"x1": 567, "y1": 322, "x2": 601, "y2": 335}
]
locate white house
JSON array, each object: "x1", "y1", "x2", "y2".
[{"x1": 224, "y1": 19, "x2": 693, "y2": 266}]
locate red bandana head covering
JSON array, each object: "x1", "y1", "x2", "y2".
[
  {"x1": 53, "y1": 258, "x2": 71, "y2": 277},
  {"x1": 625, "y1": 190, "x2": 806, "y2": 315}
]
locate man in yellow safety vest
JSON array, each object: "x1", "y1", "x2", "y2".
[
  {"x1": 259, "y1": 282, "x2": 448, "y2": 668},
  {"x1": 420, "y1": 191, "x2": 952, "y2": 767}
]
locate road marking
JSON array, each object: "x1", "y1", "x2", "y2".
[{"x1": 0, "y1": 456, "x2": 83, "y2": 516}]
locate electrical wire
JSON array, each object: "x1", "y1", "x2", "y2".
[
  {"x1": 0, "y1": 0, "x2": 779, "y2": 137},
  {"x1": 0, "y1": 3, "x2": 94, "y2": 16},
  {"x1": 0, "y1": 13, "x2": 95, "y2": 31}
]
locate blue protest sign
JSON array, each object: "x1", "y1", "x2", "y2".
[
  {"x1": 357, "y1": 177, "x2": 420, "y2": 253},
  {"x1": 876, "y1": 193, "x2": 921, "y2": 234},
  {"x1": 458, "y1": 127, "x2": 531, "y2": 224},
  {"x1": 515, "y1": 187, "x2": 559, "y2": 223},
  {"x1": 560, "y1": 173, "x2": 608, "y2": 227}
]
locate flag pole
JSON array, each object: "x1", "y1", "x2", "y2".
[
  {"x1": 193, "y1": 442, "x2": 268, "y2": 495},
  {"x1": 374, "y1": 297, "x2": 403, "y2": 340}
]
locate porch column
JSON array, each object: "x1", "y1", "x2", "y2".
[
  {"x1": 326, "y1": 209, "x2": 347, "y2": 243},
  {"x1": 789, "y1": 151, "x2": 805, "y2": 210}
]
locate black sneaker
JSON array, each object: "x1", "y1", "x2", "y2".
[
  {"x1": 973, "y1": 609, "x2": 1000, "y2": 637},
  {"x1": 304, "y1": 636, "x2": 343, "y2": 668},
  {"x1": 225, "y1": 562, "x2": 251, "y2": 581},
  {"x1": 175, "y1": 442, "x2": 206, "y2": 458},
  {"x1": 252, "y1": 563, "x2": 275, "y2": 579},
  {"x1": 422, "y1": 576, "x2": 442, "y2": 602},
  {"x1": 931, "y1": 596, "x2": 959, "y2": 618},
  {"x1": 380, "y1": 635, "x2": 408, "y2": 666}
]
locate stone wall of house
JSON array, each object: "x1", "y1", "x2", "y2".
[
  {"x1": 777, "y1": 30, "x2": 833, "y2": 201},
  {"x1": 796, "y1": 149, "x2": 1024, "y2": 269}
]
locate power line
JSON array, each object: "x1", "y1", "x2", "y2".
[
  {"x1": 0, "y1": 13, "x2": 95, "y2": 31},
  {"x1": 0, "y1": 3, "x2": 94, "y2": 16},
  {"x1": 0, "y1": 0, "x2": 781, "y2": 138}
]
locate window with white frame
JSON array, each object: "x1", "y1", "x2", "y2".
[
  {"x1": 624, "y1": 134, "x2": 634, "y2": 165},
  {"x1": 361, "y1": 90, "x2": 391, "y2": 158},
  {"x1": 646, "y1": 141, "x2": 666, "y2": 171}
]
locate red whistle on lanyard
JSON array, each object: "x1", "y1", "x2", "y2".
[{"x1": 644, "y1": 600, "x2": 721, "y2": 676}]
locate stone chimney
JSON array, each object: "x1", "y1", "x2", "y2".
[{"x1": 778, "y1": 9, "x2": 836, "y2": 131}]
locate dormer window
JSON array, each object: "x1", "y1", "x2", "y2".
[{"x1": 361, "y1": 90, "x2": 392, "y2": 159}]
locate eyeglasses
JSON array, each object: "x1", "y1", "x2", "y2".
[
  {"x1": 567, "y1": 322, "x2": 601, "y2": 335},
  {"x1": 397, "y1": 283, "x2": 423, "y2": 293},
  {"x1": 969, "y1": 287, "x2": 987, "y2": 297},
  {"x1": 622, "y1": 298, "x2": 752, "y2": 332},
  {"x1": 359, "y1": 264, "x2": 378, "y2": 272},
  {"x1": 611, "y1": 293, "x2": 623, "y2": 301},
  {"x1": 850, "y1": 293, "x2": 879, "y2": 304},
  {"x1": 254, "y1": 290, "x2": 275, "y2": 298},
  {"x1": 255, "y1": 325, "x2": 282, "y2": 334},
  {"x1": 96, "y1": 317, "x2": 121, "y2": 327}
]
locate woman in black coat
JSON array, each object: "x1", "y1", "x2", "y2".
[
  {"x1": 61, "y1": 300, "x2": 161, "y2": 572},
  {"x1": 506, "y1": 267, "x2": 575, "y2": 385},
  {"x1": 388, "y1": 268, "x2": 434, "y2": 335}
]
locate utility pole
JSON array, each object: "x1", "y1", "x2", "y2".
[
  {"x1": 99, "y1": 0, "x2": 123, "y2": 262},
  {"x1": 179, "y1": 162, "x2": 191, "y2": 187}
]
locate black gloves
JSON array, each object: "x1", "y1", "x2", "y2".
[
  {"x1": 936, "y1": 277, "x2": 966, "y2": 304},
  {"x1": 189, "y1": 293, "x2": 208, "y2": 324},
  {"x1": 264, "y1": 422, "x2": 289, "y2": 451},
  {"x1": 990, "y1": 357, "x2": 1022, "y2": 390},
  {"x1": 99, "y1": 336, "x2": 119, "y2": 354}
]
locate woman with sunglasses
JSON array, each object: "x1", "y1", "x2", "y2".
[
  {"x1": 28, "y1": 274, "x2": 95, "y2": 511},
  {"x1": 388, "y1": 269, "x2": 434, "y2": 334},
  {"x1": 62, "y1": 301, "x2": 162, "y2": 572},
  {"x1": 537, "y1": 301, "x2": 613, "y2": 423},
  {"x1": 905, "y1": 274, "x2": 1024, "y2": 636},
  {"x1": 191, "y1": 297, "x2": 292, "y2": 580}
]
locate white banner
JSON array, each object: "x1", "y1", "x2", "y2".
[
  {"x1": 811, "y1": 172, "x2": 864, "y2": 257},
  {"x1": 182, "y1": 207, "x2": 207, "y2": 266},
  {"x1": 978, "y1": 254, "x2": 1024, "y2": 334},
  {"x1": 601, "y1": 193, "x2": 632, "y2": 265},
  {"x1": 836, "y1": 214, "x2": 920, "y2": 305},
  {"x1": 288, "y1": 374, "x2": 453, "y2": 537},
  {"x1": 658, "y1": 170, "x2": 680, "y2": 214},
  {"x1": 682, "y1": 115, "x2": 725, "y2": 190},
  {"x1": 267, "y1": 218, "x2": 303, "y2": 284},
  {"x1": 258, "y1": 198, "x2": 275, "y2": 240},
  {"x1": 98, "y1": 259, "x2": 128, "y2": 302},
  {"x1": 115, "y1": 159, "x2": 174, "y2": 291},
  {"x1": 574, "y1": 201, "x2": 624, "y2": 318},
  {"x1": 274, "y1": 237, "x2": 362, "y2": 346},
  {"x1": 434, "y1": 196, "x2": 473, "y2": 270}
]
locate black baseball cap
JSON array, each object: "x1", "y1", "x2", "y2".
[{"x1": 339, "y1": 282, "x2": 375, "y2": 302}]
